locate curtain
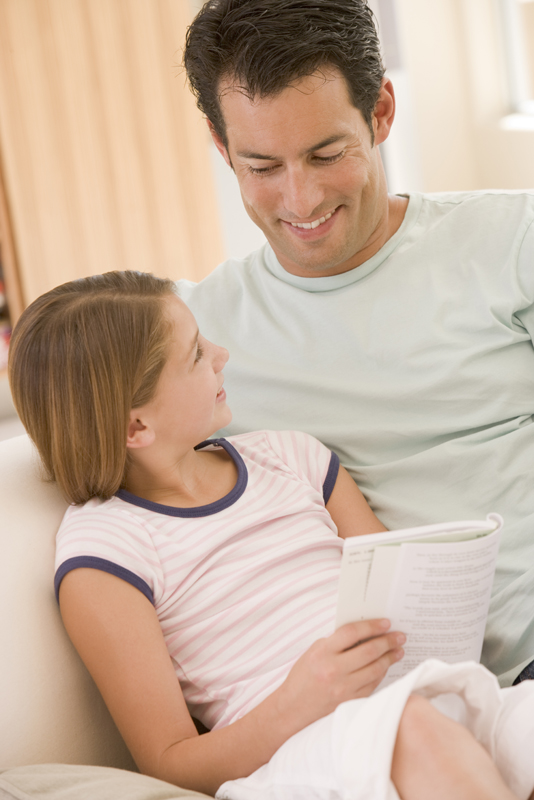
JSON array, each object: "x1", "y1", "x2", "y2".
[{"x1": 0, "y1": 0, "x2": 224, "y2": 306}]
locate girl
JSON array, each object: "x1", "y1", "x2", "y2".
[{"x1": 8, "y1": 271, "x2": 534, "y2": 800}]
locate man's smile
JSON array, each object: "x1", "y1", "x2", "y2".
[
  {"x1": 281, "y1": 206, "x2": 342, "y2": 240},
  {"x1": 287, "y1": 207, "x2": 338, "y2": 230}
]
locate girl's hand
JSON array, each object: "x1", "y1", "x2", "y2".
[{"x1": 274, "y1": 619, "x2": 405, "y2": 728}]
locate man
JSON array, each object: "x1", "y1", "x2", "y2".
[{"x1": 179, "y1": 0, "x2": 534, "y2": 687}]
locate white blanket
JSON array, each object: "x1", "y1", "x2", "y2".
[{"x1": 216, "y1": 659, "x2": 534, "y2": 800}]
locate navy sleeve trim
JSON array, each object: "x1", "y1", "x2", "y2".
[
  {"x1": 323, "y1": 451, "x2": 340, "y2": 505},
  {"x1": 54, "y1": 556, "x2": 154, "y2": 605}
]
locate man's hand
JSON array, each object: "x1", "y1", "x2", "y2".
[{"x1": 275, "y1": 619, "x2": 405, "y2": 729}]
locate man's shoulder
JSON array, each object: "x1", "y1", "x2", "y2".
[
  {"x1": 420, "y1": 188, "x2": 534, "y2": 215},
  {"x1": 414, "y1": 190, "x2": 534, "y2": 250},
  {"x1": 176, "y1": 244, "x2": 268, "y2": 305}
]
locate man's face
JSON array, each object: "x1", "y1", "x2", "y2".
[{"x1": 212, "y1": 70, "x2": 394, "y2": 277}]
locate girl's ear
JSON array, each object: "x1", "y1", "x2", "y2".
[{"x1": 126, "y1": 412, "x2": 156, "y2": 449}]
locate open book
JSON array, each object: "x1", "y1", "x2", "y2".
[{"x1": 335, "y1": 513, "x2": 502, "y2": 688}]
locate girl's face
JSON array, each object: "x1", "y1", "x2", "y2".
[{"x1": 133, "y1": 295, "x2": 231, "y2": 450}]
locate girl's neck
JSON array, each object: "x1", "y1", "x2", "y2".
[{"x1": 124, "y1": 444, "x2": 238, "y2": 509}]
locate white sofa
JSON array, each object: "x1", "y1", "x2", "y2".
[{"x1": 0, "y1": 434, "x2": 212, "y2": 799}]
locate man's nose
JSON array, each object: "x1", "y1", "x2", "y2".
[{"x1": 282, "y1": 166, "x2": 326, "y2": 221}]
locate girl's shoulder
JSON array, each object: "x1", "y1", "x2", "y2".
[
  {"x1": 61, "y1": 494, "x2": 125, "y2": 521},
  {"x1": 224, "y1": 430, "x2": 335, "y2": 487},
  {"x1": 58, "y1": 494, "x2": 152, "y2": 539},
  {"x1": 54, "y1": 495, "x2": 162, "y2": 606},
  {"x1": 225, "y1": 429, "x2": 323, "y2": 452}
]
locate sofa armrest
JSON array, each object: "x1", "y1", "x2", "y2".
[{"x1": 0, "y1": 435, "x2": 135, "y2": 771}]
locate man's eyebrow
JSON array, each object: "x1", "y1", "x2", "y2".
[{"x1": 236, "y1": 133, "x2": 348, "y2": 161}]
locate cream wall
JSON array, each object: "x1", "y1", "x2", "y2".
[{"x1": 395, "y1": 0, "x2": 534, "y2": 191}]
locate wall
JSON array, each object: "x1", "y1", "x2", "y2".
[{"x1": 395, "y1": 0, "x2": 534, "y2": 191}]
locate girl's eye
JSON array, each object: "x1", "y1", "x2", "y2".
[{"x1": 194, "y1": 343, "x2": 204, "y2": 363}]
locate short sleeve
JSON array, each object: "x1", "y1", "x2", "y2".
[
  {"x1": 54, "y1": 499, "x2": 164, "y2": 605},
  {"x1": 262, "y1": 430, "x2": 339, "y2": 504}
]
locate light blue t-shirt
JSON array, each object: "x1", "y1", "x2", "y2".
[{"x1": 178, "y1": 190, "x2": 534, "y2": 686}]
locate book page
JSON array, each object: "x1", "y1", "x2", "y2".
[
  {"x1": 363, "y1": 547, "x2": 400, "y2": 619},
  {"x1": 376, "y1": 529, "x2": 500, "y2": 688},
  {"x1": 342, "y1": 515, "x2": 501, "y2": 549},
  {"x1": 335, "y1": 542, "x2": 376, "y2": 627}
]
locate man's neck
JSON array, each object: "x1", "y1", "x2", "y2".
[
  {"x1": 387, "y1": 193, "x2": 409, "y2": 242},
  {"x1": 342, "y1": 193, "x2": 409, "y2": 273}
]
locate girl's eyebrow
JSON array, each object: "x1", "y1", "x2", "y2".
[{"x1": 188, "y1": 329, "x2": 200, "y2": 356}]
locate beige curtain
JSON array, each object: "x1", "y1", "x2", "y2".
[{"x1": 0, "y1": 0, "x2": 224, "y2": 308}]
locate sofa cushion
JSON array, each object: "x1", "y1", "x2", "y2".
[
  {"x1": 0, "y1": 435, "x2": 134, "y2": 769},
  {"x1": 0, "y1": 765, "x2": 213, "y2": 800}
]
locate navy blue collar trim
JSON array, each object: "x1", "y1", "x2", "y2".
[{"x1": 115, "y1": 438, "x2": 248, "y2": 517}]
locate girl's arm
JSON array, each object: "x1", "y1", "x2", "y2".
[
  {"x1": 326, "y1": 464, "x2": 387, "y2": 538},
  {"x1": 59, "y1": 568, "x2": 404, "y2": 796}
]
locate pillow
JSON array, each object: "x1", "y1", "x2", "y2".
[{"x1": 0, "y1": 764, "x2": 214, "y2": 800}]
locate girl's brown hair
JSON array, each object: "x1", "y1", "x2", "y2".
[{"x1": 8, "y1": 271, "x2": 175, "y2": 504}]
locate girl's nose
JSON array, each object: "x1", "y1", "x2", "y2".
[{"x1": 214, "y1": 343, "x2": 229, "y2": 370}]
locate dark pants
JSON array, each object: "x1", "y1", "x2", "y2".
[{"x1": 513, "y1": 659, "x2": 534, "y2": 684}]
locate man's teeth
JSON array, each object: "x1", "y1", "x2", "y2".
[{"x1": 290, "y1": 210, "x2": 334, "y2": 230}]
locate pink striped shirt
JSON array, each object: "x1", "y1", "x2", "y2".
[{"x1": 55, "y1": 430, "x2": 342, "y2": 729}]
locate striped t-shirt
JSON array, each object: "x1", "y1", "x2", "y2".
[{"x1": 55, "y1": 430, "x2": 342, "y2": 730}]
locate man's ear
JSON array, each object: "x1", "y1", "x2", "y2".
[
  {"x1": 207, "y1": 119, "x2": 233, "y2": 169},
  {"x1": 372, "y1": 78, "x2": 396, "y2": 147},
  {"x1": 126, "y1": 412, "x2": 156, "y2": 450}
]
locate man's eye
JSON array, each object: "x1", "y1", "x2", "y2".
[
  {"x1": 248, "y1": 164, "x2": 278, "y2": 176},
  {"x1": 194, "y1": 344, "x2": 204, "y2": 362},
  {"x1": 315, "y1": 151, "x2": 345, "y2": 165},
  {"x1": 247, "y1": 152, "x2": 344, "y2": 175}
]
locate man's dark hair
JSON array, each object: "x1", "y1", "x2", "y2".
[{"x1": 183, "y1": 0, "x2": 385, "y2": 148}]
